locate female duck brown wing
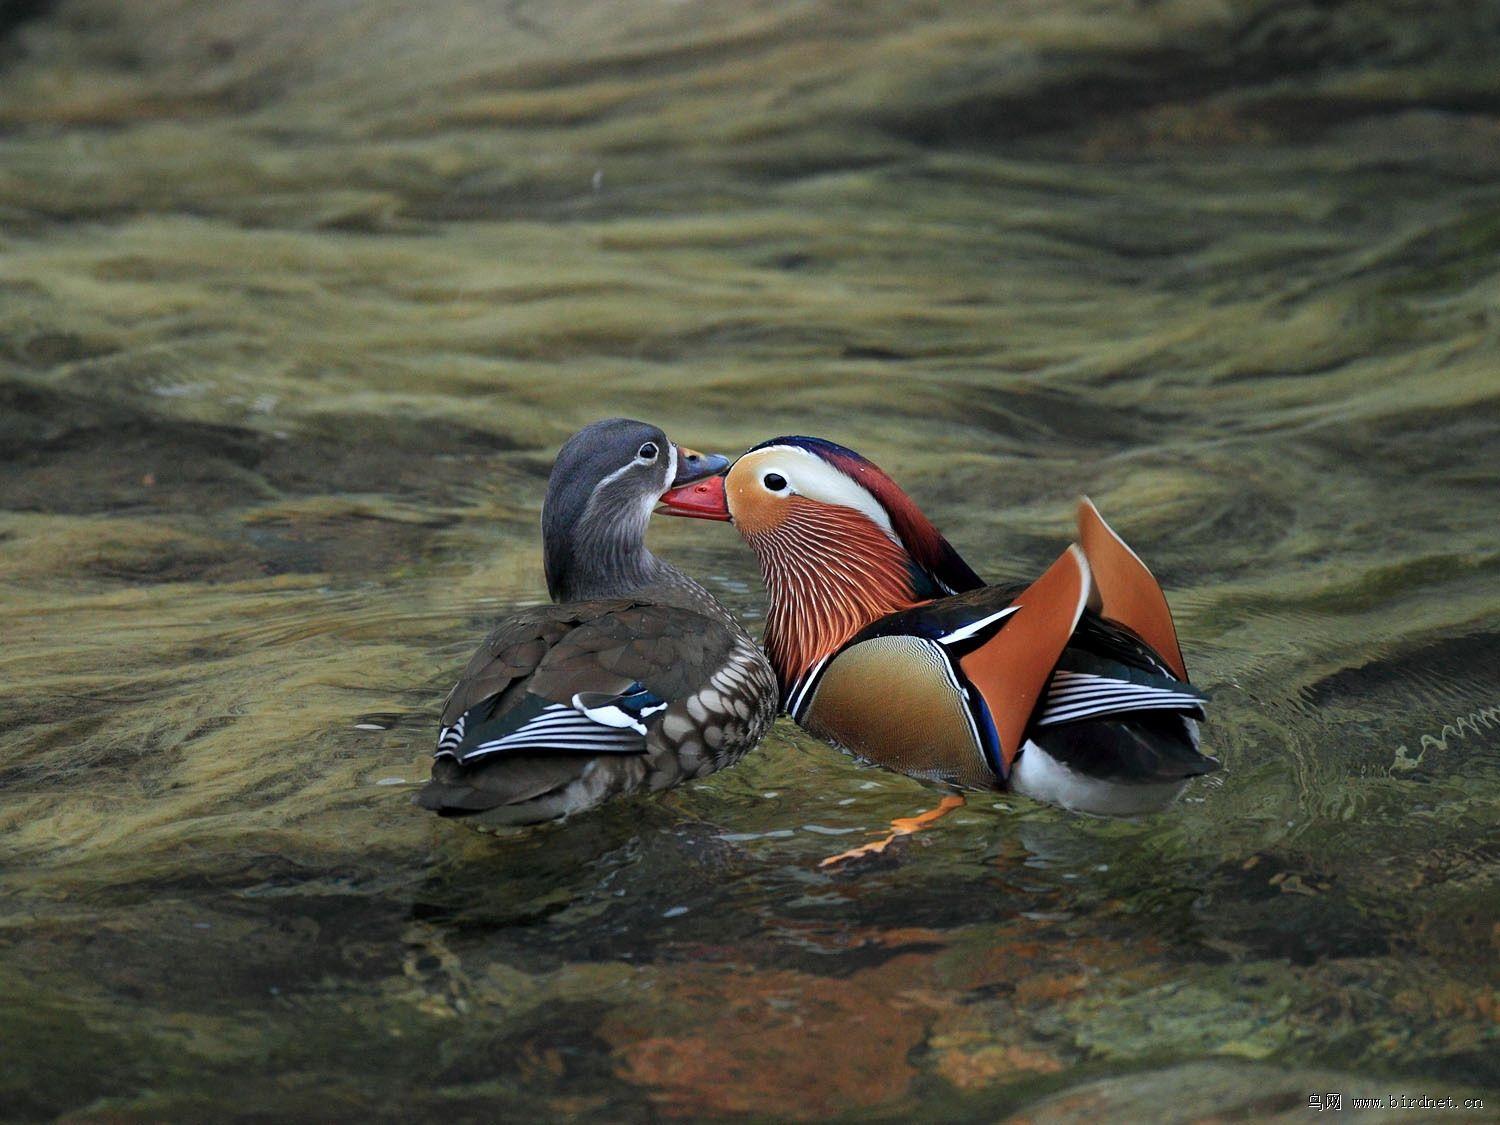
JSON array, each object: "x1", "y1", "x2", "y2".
[{"x1": 417, "y1": 598, "x2": 776, "y2": 828}]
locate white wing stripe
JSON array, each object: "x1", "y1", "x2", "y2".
[
  {"x1": 509, "y1": 711, "x2": 610, "y2": 729},
  {"x1": 937, "y1": 606, "x2": 1019, "y2": 646},
  {"x1": 1038, "y1": 698, "x2": 1204, "y2": 726},
  {"x1": 474, "y1": 737, "x2": 622, "y2": 751},
  {"x1": 1037, "y1": 670, "x2": 1203, "y2": 727},
  {"x1": 437, "y1": 699, "x2": 649, "y2": 763},
  {"x1": 1046, "y1": 685, "x2": 1200, "y2": 705},
  {"x1": 483, "y1": 716, "x2": 633, "y2": 739},
  {"x1": 1046, "y1": 673, "x2": 1198, "y2": 700},
  {"x1": 570, "y1": 694, "x2": 650, "y2": 734},
  {"x1": 435, "y1": 713, "x2": 468, "y2": 754},
  {"x1": 469, "y1": 739, "x2": 637, "y2": 755},
  {"x1": 465, "y1": 727, "x2": 640, "y2": 757}
]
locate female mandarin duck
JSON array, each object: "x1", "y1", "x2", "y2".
[
  {"x1": 660, "y1": 436, "x2": 1216, "y2": 852},
  {"x1": 417, "y1": 419, "x2": 778, "y2": 830}
]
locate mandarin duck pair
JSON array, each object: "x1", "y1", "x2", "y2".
[{"x1": 417, "y1": 421, "x2": 1216, "y2": 845}]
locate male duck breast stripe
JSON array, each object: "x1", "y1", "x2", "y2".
[{"x1": 787, "y1": 651, "x2": 834, "y2": 723}]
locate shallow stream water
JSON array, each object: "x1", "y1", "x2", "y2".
[{"x1": 1, "y1": 2, "x2": 1497, "y2": 1120}]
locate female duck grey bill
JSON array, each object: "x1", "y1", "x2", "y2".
[{"x1": 417, "y1": 418, "x2": 778, "y2": 830}]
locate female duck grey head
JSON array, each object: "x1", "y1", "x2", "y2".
[{"x1": 541, "y1": 418, "x2": 728, "y2": 602}]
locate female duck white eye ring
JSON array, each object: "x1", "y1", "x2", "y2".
[{"x1": 637, "y1": 442, "x2": 659, "y2": 460}]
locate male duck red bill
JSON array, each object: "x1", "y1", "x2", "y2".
[
  {"x1": 417, "y1": 419, "x2": 778, "y2": 831},
  {"x1": 660, "y1": 436, "x2": 1217, "y2": 858}
]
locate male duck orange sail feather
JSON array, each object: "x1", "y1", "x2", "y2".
[{"x1": 660, "y1": 436, "x2": 1216, "y2": 820}]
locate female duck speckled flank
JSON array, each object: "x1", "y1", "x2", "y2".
[
  {"x1": 417, "y1": 419, "x2": 778, "y2": 831},
  {"x1": 660, "y1": 435, "x2": 1217, "y2": 852}
]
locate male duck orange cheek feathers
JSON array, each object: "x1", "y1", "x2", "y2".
[{"x1": 660, "y1": 436, "x2": 1216, "y2": 818}]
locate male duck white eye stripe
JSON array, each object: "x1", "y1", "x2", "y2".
[{"x1": 754, "y1": 446, "x2": 900, "y2": 544}]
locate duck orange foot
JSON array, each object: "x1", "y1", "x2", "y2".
[{"x1": 818, "y1": 794, "x2": 967, "y2": 868}]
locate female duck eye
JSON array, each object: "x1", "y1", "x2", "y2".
[
  {"x1": 637, "y1": 442, "x2": 659, "y2": 461},
  {"x1": 763, "y1": 473, "x2": 787, "y2": 492}
]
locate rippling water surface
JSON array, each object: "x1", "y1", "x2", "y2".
[{"x1": 1, "y1": 2, "x2": 1497, "y2": 1120}]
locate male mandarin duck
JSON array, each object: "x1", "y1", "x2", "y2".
[
  {"x1": 416, "y1": 419, "x2": 778, "y2": 830},
  {"x1": 659, "y1": 436, "x2": 1216, "y2": 849}
]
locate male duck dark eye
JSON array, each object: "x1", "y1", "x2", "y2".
[
  {"x1": 763, "y1": 473, "x2": 787, "y2": 492},
  {"x1": 638, "y1": 442, "x2": 659, "y2": 460}
]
